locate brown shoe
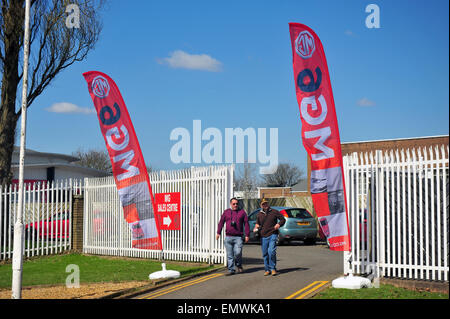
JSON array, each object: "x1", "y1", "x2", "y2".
[
  {"x1": 264, "y1": 271, "x2": 270, "y2": 276},
  {"x1": 237, "y1": 267, "x2": 244, "y2": 273},
  {"x1": 271, "y1": 270, "x2": 277, "y2": 276}
]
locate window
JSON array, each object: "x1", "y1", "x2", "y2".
[
  {"x1": 248, "y1": 211, "x2": 259, "y2": 221},
  {"x1": 286, "y1": 209, "x2": 312, "y2": 219}
]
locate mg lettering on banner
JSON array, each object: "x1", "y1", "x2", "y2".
[
  {"x1": 289, "y1": 23, "x2": 351, "y2": 251},
  {"x1": 83, "y1": 71, "x2": 162, "y2": 250}
]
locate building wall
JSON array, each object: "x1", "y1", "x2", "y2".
[
  {"x1": 247, "y1": 136, "x2": 448, "y2": 199},
  {"x1": 12, "y1": 166, "x2": 108, "y2": 183},
  {"x1": 258, "y1": 187, "x2": 309, "y2": 198},
  {"x1": 11, "y1": 147, "x2": 109, "y2": 184},
  {"x1": 20, "y1": 167, "x2": 47, "y2": 180},
  {"x1": 259, "y1": 187, "x2": 291, "y2": 198},
  {"x1": 54, "y1": 168, "x2": 98, "y2": 180},
  {"x1": 305, "y1": 135, "x2": 449, "y2": 194},
  {"x1": 340, "y1": 135, "x2": 448, "y2": 156}
]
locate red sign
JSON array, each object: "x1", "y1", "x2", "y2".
[
  {"x1": 289, "y1": 23, "x2": 351, "y2": 251},
  {"x1": 155, "y1": 192, "x2": 181, "y2": 230}
]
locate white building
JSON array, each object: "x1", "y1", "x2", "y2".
[{"x1": 11, "y1": 147, "x2": 110, "y2": 185}]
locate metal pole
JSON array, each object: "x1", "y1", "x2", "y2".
[{"x1": 12, "y1": 0, "x2": 31, "y2": 299}]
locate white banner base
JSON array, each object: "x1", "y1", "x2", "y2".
[{"x1": 332, "y1": 274, "x2": 372, "y2": 289}]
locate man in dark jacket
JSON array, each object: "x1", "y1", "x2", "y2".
[
  {"x1": 216, "y1": 198, "x2": 250, "y2": 275},
  {"x1": 253, "y1": 198, "x2": 286, "y2": 276}
]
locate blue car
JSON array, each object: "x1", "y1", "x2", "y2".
[{"x1": 246, "y1": 206, "x2": 318, "y2": 245}]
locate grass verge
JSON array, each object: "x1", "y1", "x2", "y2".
[
  {"x1": 313, "y1": 284, "x2": 448, "y2": 299},
  {"x1": 0, "y1": 252, "x2": 217, "y2": 289}
]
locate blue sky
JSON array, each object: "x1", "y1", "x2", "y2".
[{"x1": 21, "y1": 0, "x2": 449, "y2": 174}]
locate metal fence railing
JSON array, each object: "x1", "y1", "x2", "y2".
[
  {"x1": 0, "y1": 179, "x2": 82, "y2": 261},
  {"x1": 83, "y1": 165, "x2": 233, "y2": 264},
  {"x1": 343, "y1": 145, "x2": 449, "y2": 282}
]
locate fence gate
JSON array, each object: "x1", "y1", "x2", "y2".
[
  {"x1": 343, "y1": 146, "x2": 449, "y2": 282},
  {"x1": 83, "y1": 165, "x2": 233, "y2": 264}
]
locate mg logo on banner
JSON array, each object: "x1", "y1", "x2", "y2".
[
  {"x1": 295, "y1": 30, "x2": 315, "y2": 59},
  {"x1": 92, "y1": 75, "x2": 110, "y2": 98}
]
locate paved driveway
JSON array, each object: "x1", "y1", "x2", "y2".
[{"x1": 137, "y1": 241, "x2": 343, "y2": 299}]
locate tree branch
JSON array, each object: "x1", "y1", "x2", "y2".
[{"x1": 13, "y1": 0, "x2": 103, "y2": 118}]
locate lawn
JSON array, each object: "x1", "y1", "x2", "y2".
[
  {"x1": 0, "y1": 252, "x2": 216, "y2": 289},
  {"x1": 314, "y1": 284, "x2": 448, "y2": 299}
]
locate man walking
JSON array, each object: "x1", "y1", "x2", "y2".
[
  {"x1": 253, "y1": 198, "x2": 286, "y2": 276},
  {"x1": 216, "y1": 198, "x2": 250, "y2": 275}
]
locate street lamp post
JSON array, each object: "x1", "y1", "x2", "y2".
[{"x1": 11, "y1": 0, "x2": 31, "y2": 299}]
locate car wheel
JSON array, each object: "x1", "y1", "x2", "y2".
[
  {"x1": 304, "y1": 238, "x2": 316, "y2": 245},
  {"x1": 277, "y1": 235, "x2": 284, "y2": 245}
]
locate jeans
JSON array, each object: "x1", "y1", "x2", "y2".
[
  {"x1": 261, "y1": 234, "x2": 278, "y2": 272},
  {"x1": 224, "y1": 236, "x2": 243, "y2": 273}
]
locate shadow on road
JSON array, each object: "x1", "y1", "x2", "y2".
[
  {"x1": 241, "y1": 266, "x2": 265, "y2": 273},
  {"x1": 241, "y1": 255, "x2": 310, "y2": 275},
  {"x1": 277, "y1": 267, "x2": 309, "y2": 274},
  {"x1": 242, "y1": 256, "x2": 264, "y2": 264},
  {"x1": 245, "y1": 240, "x2": 329, "y2": 247},
  {"x1": 237, "y1": 266, "x2": 310, "y2": 275}
]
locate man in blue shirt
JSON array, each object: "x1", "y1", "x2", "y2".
[{"x1": 216, "y1": 198, "x2": 250, "y2": 275}]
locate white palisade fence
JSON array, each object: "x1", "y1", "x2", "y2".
[
  {"x1": 83, "y1": 165, "x2": 233, "y2": 264},
  {"x1": 343, "y1": 146, "x2": 449, "y2": 282},
  {"x1": 0, "y1": 179, "x2": 82, "y2": 261}
]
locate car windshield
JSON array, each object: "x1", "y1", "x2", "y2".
[
  {"x1": 52, "y1": 212, "x2": 68, "y2": 220},
  {"x1": 285, "y1": 209, "x2": 312, "y2": 219}
]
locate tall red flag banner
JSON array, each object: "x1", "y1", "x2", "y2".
[
  {"x1": 289, "y1": 23, "x2": 350, "y2": 251},
  {"x1": 83, "y1": 71, "x2": 162, "y2": 250}
]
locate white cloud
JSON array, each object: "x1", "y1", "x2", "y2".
[
  {"x1": 45, "y1": 102, "x2": 95, "y2": 114},
  {"x1": 344, "y1": 30, "x2": 355, "y2": 37},
  {"x1": 356, "y1": 98, "x2": 376, "y2": 107},
  {"x1": 158, "y1": 50, "x2": 223, "y2": 72}
]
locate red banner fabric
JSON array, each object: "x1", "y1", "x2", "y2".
[
  {"x1": 83, "y1": 71, "x2": 162, "y2": 250},
  {"x1": 289, "y1": 23, "x2": 350, "y2": 251}
]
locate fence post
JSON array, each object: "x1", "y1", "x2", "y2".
[
  {"x1": 72, "y1": 194, "x2": 84, "y2": 252},
  {"x1": 375, "y1": 150, "x2": 384, "y2": 279}
]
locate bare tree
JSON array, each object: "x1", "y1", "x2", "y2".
[
  {"x1": 72, "y1": 146, "x2": 157, "y2": 175},
  {"x1": 72, "y1": 147, "x2": 111, "y2": 173},
  {"x1": 261, "y1": 162, "x2": 304, "y2": 187},
  {"x1": 234, "y1": 162, "x2": 261, "y2": 198},
  {"x1": 0, "y1": 0, "x2": 105, "y2": 186}
]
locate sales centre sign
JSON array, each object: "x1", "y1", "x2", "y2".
[{"x1": 155, "y1": 192, "x2": 181, "y2": 230}]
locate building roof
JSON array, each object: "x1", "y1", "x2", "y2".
[
  {"x1": 12, "y1": 146, "x2": 110, "y2": 177},
  {"x1": 11, "y1": 162, "x2": 109, "y2": 177},
  {"x1": 12, "y1": 146, "x2": 79, "y2": 164}
]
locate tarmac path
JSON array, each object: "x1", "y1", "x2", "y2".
[{"x1": 136, "y1": 241, "x2": 342, "y2": 300}]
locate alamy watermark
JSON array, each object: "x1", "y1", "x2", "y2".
[
  {"x1": 65, "y1": 4, "x2": 80, "y2": 29},
  {"x1": 65, "y1": 264, "x2": 80, "y2": 288},
  {"x1": 365, "y1": 4, "x2": 380, "y2": 29},
  {"x1": 170, "y1": 120, "x2": 278, "y2": 174}
]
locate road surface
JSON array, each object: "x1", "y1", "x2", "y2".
[{"x1": 137, "y1": 241, "x2": 343, "y2": 299}]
